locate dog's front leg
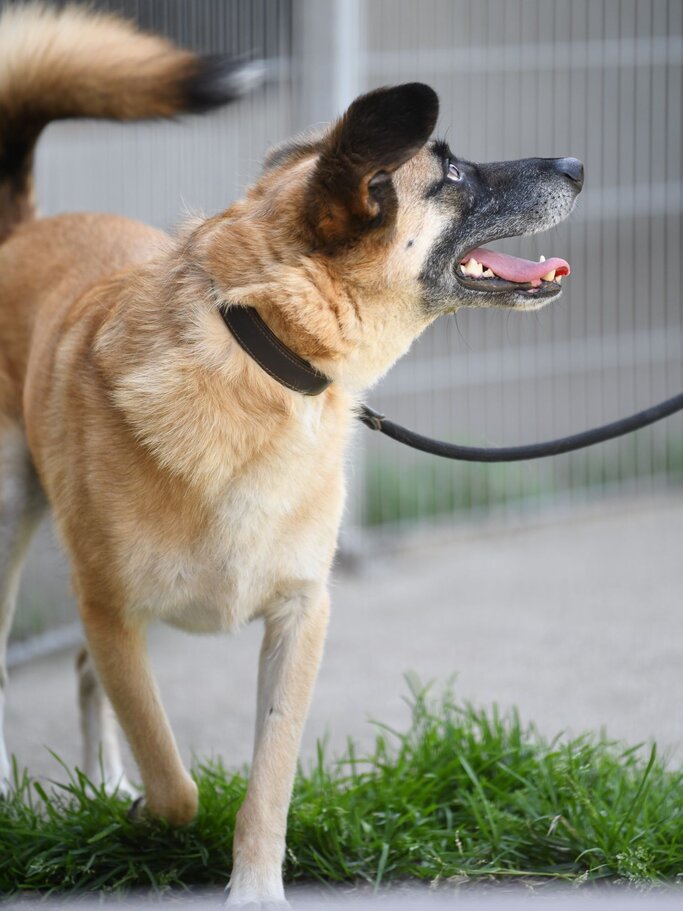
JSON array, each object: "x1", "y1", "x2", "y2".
[
  {"x1": 227, "y1": 589, "x2": 330, "y2": 908},
  {"x1": 80, "y1": 603, "x2": 197, "y2": 825}
]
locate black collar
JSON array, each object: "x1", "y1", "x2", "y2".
[{"x1": 218, "y1": 305, "x2": 332, "y2": 396}]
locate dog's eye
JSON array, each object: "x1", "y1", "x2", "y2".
[{"x1": 446, "y1": 161, "x2": 462, "y2": 182}]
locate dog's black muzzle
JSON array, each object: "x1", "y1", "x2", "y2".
[{"x1": 449, "y1": 155, "x2": 584, "y2": 263}]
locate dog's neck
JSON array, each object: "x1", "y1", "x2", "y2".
[{"x1": 218, "y1": 304, "x2": 332, "y2": 396}]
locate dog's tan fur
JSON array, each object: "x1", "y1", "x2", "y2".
[{"x1": 0, "y1": 5, "x2": 581, "y2": 906}]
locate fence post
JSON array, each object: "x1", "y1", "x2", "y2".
[
  {"x1": 292, "y1": 0, "x2": 363, "y2": 127},
  {"x1": 292, "y1": 0, "x2": 368, "y2": 553}
]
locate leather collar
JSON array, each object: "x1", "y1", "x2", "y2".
[{"x1": 218, "y1": 305, "x2": 332, "y2": 396}]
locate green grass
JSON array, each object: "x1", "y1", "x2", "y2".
[{"x1": 1, "y1": 679, "x2": 682, "y2": 894}]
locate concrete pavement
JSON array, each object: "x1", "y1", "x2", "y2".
[{"x1": 15, "y1": 885, "x2": 683, "y2": 909}]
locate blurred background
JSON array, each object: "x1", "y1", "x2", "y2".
[{"x1": 4, "y1": 0, "x2": 682, "y2": 776}]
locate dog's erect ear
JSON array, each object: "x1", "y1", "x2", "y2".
[{"x1": 305, "y1": 83, "x2": 439, "y2": 248}]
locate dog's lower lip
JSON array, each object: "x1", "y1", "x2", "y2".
[{"x1": 455, "y1": 271, "x2": 562, "y2": 297}]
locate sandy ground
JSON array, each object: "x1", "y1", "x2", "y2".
[{"x1": 5, "y1": 492, "x2": 683, "y2": 784}]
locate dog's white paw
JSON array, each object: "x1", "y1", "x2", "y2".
[
  {"x1": 225, "y1": 899, "x2": 289, "y2": 910},
  {"x1": 225, "y1": 865, "x2": 289, "y2": 908},
  {"x1": 104, "y1": 775, "x2": 141, "y2": 801},
  {"x1": 225, "y1": 903, "x2": 289, "y2": 910},
  {"x1": 87, "y1": 773, "x2": 141, "y2": 802}
]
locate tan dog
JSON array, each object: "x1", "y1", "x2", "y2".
[{"x1": 0, "y1": 4, "x2": 582, "y2": 905}]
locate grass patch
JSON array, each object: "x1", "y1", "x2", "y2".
[{"x1": 1, "y1": 679, "x2": 682, "y2": 894}]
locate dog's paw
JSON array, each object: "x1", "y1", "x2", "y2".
[
  {"x1": 127, "y1": 795, "x2": 148, "y2": 822},
  {"x1": 106, "y1": 775, "x2": 141, "y2": 801},
  {"x1": 225, "y1": 867, "x2": 289, "y2": 908},
  {"x1": 91, "y1": 774, "x2": 141, "y2": 802},
  {"x1": 225, "y1": 899, "x2": 290, "y2": 910},
  {"x1": 127, "y1": 780, "x2": 199, "y2": 827},
  {"x1": 230, "y1": 904, "x2": 289, "y2": 910},
  {"x1": 84, "y1": 772, "x2": 141, "y2": 804}
]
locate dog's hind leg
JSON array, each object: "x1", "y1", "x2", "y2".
[
  {"x1": 0, "y1": 425, "x2": 46, "y2": 794},
  {"x1": 75, "y1": 645, "x2": 140, "y2": 799},
  {"x1": 227, "y1": 588, "x2": 330, "y2": 907}
]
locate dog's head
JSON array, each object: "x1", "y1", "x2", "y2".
[{"x1": 202, "y1": 83, "x2": 582, "y2": 391}]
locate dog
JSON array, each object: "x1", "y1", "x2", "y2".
[{"x1": 0, "y1": 4, "x2": 583, "y2": 905}]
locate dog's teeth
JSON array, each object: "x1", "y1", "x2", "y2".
[
  {"x1": 541, "y1": 269, "x2": 556, "y2": 282},
  {"x1": 463, "y1": 257, "x2": 483, "y2": 277},
  {"x1": 556, "y1": 275, "x2": 562, "y2": 284},
  {"x1": 482, "y1": 269, "x2": 494, "y2": 278},
  {"x1": 539, "y1": 255, "x2": 546, "y2": 263}
]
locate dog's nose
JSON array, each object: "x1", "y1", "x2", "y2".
[{"x1": 554, "y1": 157, "x2": 584, "y2": 191}]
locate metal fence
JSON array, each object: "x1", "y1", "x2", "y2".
[
  {"x1": 6, "y1": 0, "x2": 683, "y2": 635},
  {"x1": 359, "y1": 0, "x2": 683, "y2": 527}
]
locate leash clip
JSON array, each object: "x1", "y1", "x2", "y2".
[{"x1": 357, "y1": 404, "x2": 385, "y2": 431}]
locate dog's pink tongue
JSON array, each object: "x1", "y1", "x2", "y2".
[{"x1": 464, "y1": 248, "x2": 570, "y2": 285}]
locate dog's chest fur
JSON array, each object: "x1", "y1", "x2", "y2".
[{"x1": 117, "y1": 411, "x2": 347, "y2": 633}]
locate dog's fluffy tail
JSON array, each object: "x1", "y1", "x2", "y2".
[{"x1": 0, "y1": 2, "x2": 264, "y2": 243}]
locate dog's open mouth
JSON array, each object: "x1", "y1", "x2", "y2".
[{"x1": 456, "y1": 247, "x2": 570, "y2": 298}]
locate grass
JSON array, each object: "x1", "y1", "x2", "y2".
[{"x1": 1, "y1": 678, "x2": 682, "y2": 895}]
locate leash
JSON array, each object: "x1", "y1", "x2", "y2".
[
  {"x1": 220, "y1": 304, "x2": 683, "y2": 464},
  {"x1": 357, "y1": 392, "x2": 683, "y2": 462}
]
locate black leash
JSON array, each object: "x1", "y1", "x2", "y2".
[
  {"x1": 221, "y1": 304, "x2": 683, "y2": 464},
  {"x1": 357, "y1": 392, "x2": 683, "y2": 462}
]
